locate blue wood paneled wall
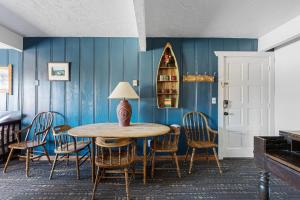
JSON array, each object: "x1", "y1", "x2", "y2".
[
  {"x1": 0, "y1": 49, "x2": 22, "y2": 112},
  {"x1": 2, "y1": 37, "x2": 257, "y2": 155}
]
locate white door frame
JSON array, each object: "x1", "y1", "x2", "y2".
[{"x1": 215, "y1": 51, "x2": 275, "y2": 160}]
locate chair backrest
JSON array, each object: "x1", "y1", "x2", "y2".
[
  {"x1": 183, "y1": 112, "x2": 211, "y2": 143},
  {"x1": 95, "y1": 137, "x2": 135, "y2": 168},
  {"x1": 153, "y1": 124, "x2": 181, "y2": 150},
  {"x1": 52, "y1": 125, "x2": 73, "y2": 151},
  {"x1": 25, "y1": 112, "x2": 53, "y2": 143}
]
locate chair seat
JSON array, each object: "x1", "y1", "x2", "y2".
[
  {"x1": 188, "y1": 140, "x2": 217, "y2": 148},
  {"x1": 150, "y1": 141, "x2": 178, "y2": 152},
  {"x1": 95, "y1": 151, "x2": 134, "y2": 168},
  {"x1": 54, "y1": 141, "x2": 90, "y2": 154},
  {"x1": 8, "y1": 141, "x2": 46, "y2": 149}
]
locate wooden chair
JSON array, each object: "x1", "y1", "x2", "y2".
[
  {"x1": 183, "y1": 112, "x2": 222, "y2": 174},
  {"x1": 3, "y1": 112, "x2": 53, "y2": 177},
  {"x1": 150, "y1": 124, "x2": 181, "y2": 178},
  {"x1": 92, "y1": 137, "x2": 136, "y2": 200},
  {"x1": 49, "y1": 125, "x2": 91, "y2": 180}
]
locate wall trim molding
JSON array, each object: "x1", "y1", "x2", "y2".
[{"x1": 215, "y1": 51, "x2": 273, "y2": 57}]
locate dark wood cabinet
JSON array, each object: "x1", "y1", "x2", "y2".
[
  {"x1": 0, "y1": 118, "x2": 21, "y2": 163},
  {"x1": 254, "y1": 131, "x2": 300, "y2": 199}
]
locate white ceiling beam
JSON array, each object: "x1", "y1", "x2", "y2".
[
  {"x1": 0, "y1": 25, "x2": 23, "y2": 51},
  {"x1": 258, "y1": 15, "x2": 300, "y2": 51},
  {"x1": 133, "y1": 0, "x2": 146, "y2": 51}
]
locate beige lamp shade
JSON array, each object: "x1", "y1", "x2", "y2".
[{"x1": 108, "y1": 82, "x2": 139, "y2": 99}]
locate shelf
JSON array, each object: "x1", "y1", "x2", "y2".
[
  {"x1": 159, "y1": 67, "x2": 177, "y2": 69},
  {"x1": 156, "y1": 42, "x2": 180, "y2": 109},
  {"x1": 157, "y1": 93, "x2": 179, "y2": 95},
  {"x1": 157, "y1": 80, "x2": 178, "y2": 82},
  {"x1": 158, "y1": 106, "x2": 178, "y2": 109},
  {"x1": 183, "y1": 74, "x2": 214, "y2": 83}
]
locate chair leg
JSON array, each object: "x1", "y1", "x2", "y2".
[
  {"x1": 213, "y1": 148, "x2": 222, "y2": 174},
  {"x1": 92, "y1": 167, "x2": 101, "y2": 200},
  {"x1": 3, "y1": 148, "x2": 14, "y2": 173},
  {"x1": 76, "y1": 152, "x2": 80, "y2": 180},
  {"x1": 124, "y1": 168, "x2": 130, "y2": 200},
  {"x1": 206, "y1": 149, "x2": 210, "y2": 162},
  {"x1": 188, "y1": 148, "x2": 195, "y2": 174},
  {"x1": 66, "y1": 154, "x2": 69, "y2": 166},
  {"x1": 151, "y1": 150, "x2": 155, "y2": 178},
  {"x1": 26, "y1": 149, "x2": 31, "y2": 177},
  {"x1": 184, "y1": 146, "x2": 190, "y2": 162},
  {"x1": 49, "y1": 154, "x2": 59, "y2": 180},
  {"x1": 42, "y1": 146, "x2": 51, "y2": 165},
  {"x1": 173, "y1": 153, "x2": 181, "y2": 178},
  {"x1": 87, "y1": 144, "x2": 92, "y2": 167},
  {"x1": 131, "y1": 162, "x2": 135, "y2": 180}
]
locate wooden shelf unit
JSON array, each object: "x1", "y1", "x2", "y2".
[{"x1": 156, "y1": 43, "x2": 180, "y2": 109}]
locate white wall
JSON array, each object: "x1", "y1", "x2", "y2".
[{"x1": 274, "y1": 40, "x2": 300, "y2": 133}]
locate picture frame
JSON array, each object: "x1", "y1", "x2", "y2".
[
  {"x1": 0, "y1": 64, "x2": 12, "y2": 95},
  {"x1": 48, "y1": 62, "x2": 70, "y2": 81}
]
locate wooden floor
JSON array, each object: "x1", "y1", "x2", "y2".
[{"x1": 0, "y1": 158, "x2": 299, "y2": 200}]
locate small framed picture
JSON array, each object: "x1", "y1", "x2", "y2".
[
  {"x1": 0, "y1": 64, "x2": 12, "y2": 95},
  {"x1": 48, "y1": 62, "x2": 70, "y2": 81}
]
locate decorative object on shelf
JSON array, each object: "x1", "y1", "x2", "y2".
[
  {"x1": 0, "y1": 64, "x2": 12, "y2": 95},
  {"x1": 156, "y1": 42, "x2": 180, "y2": 109},
  {"x1": 164, "y1": 98, "x2": 172, "y2": 108},
  {"x1": 159, "y1": 75, "x2": 169, "y2": 81},
  {"x1": 183, "y1": 72, "x2": 216, "y2": 83},
  {"x1": 48, "y1": 62, "x2": 70, "y2": 81},
  {"x1": 163, "y1": 47, "x2": 174, "y2": 67},
  {"x1": 170, "y1": 75, "x2": 177, "y2": 81},
  {"x1": 108, "y1": 82, "x2": 139, "y2": 127}
]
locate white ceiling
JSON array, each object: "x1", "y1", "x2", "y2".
[
  {"x1": 0, "y1": 0, "x2": 299, "y2": 39},
  {"x1": 146, "y1": 0, "x2": 300, "y2": 38},
  {"x1": 0, "y1": 0, "x2": 138, "y2": 37}
]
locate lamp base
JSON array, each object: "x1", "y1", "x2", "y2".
[{"x1": 117, "y1": 99, "x2": 132, "y2": 127}]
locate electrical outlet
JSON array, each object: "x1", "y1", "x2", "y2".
[
  {"x1": 34, "y1": 80, "x2": 39, "y2": 86},
  {"x1": 212, "y1": 97, "x2": 217, "y2": 104},
  {"x1": 132, "y1": 80, "x2": 139, "y2": 86}
]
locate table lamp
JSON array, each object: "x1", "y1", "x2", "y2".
[{"x1": 108, "y1": 82, "x2": 139, "y2": 126}]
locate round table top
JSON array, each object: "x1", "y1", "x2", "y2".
[{"x1": 68, "y1": 123, "x2": 170, "y2": 138}]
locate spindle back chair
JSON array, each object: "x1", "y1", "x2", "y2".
[
  {"x1": 150, "y1": 124, "x2": 181, "y2": 178},
  {"x1": 183, "y1": 112, "x2": 222, "y2": 174},
  {"x1": 3, "y1": 112, "x2": 53, "y2": 177},
  {"x1": 92, "y1": 137, "x2": 136, "y2": 200},
  {"x1": 49, "y1": 124, "x2": 91, "y2": 180}
]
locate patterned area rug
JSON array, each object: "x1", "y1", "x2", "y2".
[{"x1": 0, "y1": 159, "x2": 299, "y2": 200}]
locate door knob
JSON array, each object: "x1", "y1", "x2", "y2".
[{"x1": 224, "y1": 112, "x2": 229, "y2": 116}]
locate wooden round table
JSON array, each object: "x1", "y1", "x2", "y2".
[{"x1": 68, "y1": 123, "x2": 170, "y2": 184}]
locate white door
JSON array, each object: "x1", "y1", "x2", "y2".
[{"x1": 216, "y1": 52, "x2": 274, "y2": 158}]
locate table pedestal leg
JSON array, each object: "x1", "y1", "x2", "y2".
[
  {"x1": 91, "y1": 138, "x2": 95, "y2": 183},
  {"x1": 259, "y1": 171, "x2": 270, "y2": 200},
  {"x1": 143, "y1": 138, "x2": 147, "y2": 184}
]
